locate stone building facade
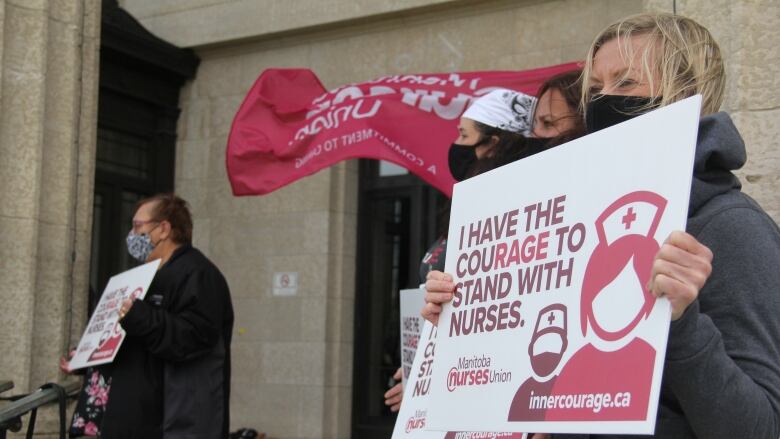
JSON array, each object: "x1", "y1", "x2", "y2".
[
  {"x1": 0, "y1": 0, "x2": 99, "y2": 410},
  {"x1": 1, "y1": 0, "x2": 777, "y2": 438}
]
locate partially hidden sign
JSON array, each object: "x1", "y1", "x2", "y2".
[
  {"x1": 400, "y1": 287, "x2": 427, "y2": 389},
  {"x1": 392, "y1": 320, "x2": 526, "y2": 439},
  {"x1": 69, "y1": 260, "x2": 161, "y2": 370},
  {"x1": 426, "y1": 96, "x2": 702, "y2": 435},
  {"x1": 226, "y1": 63, "x2": 580, "y2": 197}
]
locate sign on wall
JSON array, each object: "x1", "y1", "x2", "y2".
[{"x1": 273, "y1": 272, "x2": 299, "y2": 296}]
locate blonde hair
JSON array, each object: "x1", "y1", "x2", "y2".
[{"x1": 581, "y1": 13, "x2": 725, "y2": 116}]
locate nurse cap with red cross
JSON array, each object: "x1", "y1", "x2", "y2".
[
  {"x1": 595, "y1": 191, "x2": 668, "y2": 246},
  {"x1": 580, "y1": 190, "x2": 668, "y2": 341}
]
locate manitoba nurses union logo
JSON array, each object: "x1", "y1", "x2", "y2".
[
  {"x1": 446, "y1": 355, "x2": 511, "y2": 392},
  {"x1": 405, "y1": 410, "x2": 426, "y2": 433}
]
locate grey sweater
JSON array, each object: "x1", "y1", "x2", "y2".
[{"x1": 557, "y1": 112, "x2": 780, "y2": 438}]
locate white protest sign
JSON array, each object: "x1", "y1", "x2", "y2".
[
  {"x1": 426, "y1": 96, "x2": 701, "y2": 435},
  {"x1": 69, "y1": 259, "x2": 161, "y2": 370},
  {"x1": 400, "y1": 287, "x2": 427, "y2": 388},
  {"x1": 392, "y1": 320, "x2": 526, "y2": 439}
]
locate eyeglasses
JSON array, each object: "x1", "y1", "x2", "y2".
[{"x1": 131, "y1": 219, "x2": 159, "y2": 232}]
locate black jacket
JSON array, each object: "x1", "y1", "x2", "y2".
[{"x1": 102, "y1": 244, "x2": 234, "y2": 439}]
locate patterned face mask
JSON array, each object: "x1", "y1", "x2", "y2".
[{"x1": 126, "y1": 230, "x2": 155, "y2": 262}]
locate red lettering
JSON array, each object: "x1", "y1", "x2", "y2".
[
  {"x1": 536, "y1": 231, "x2": 550, "y2": 260},
  {"x1": 521, "y1": 235, "x2": 536, "y2": 263},
  {"x1": 494, "y1": 242, "x2": 508, "y2": 269}
]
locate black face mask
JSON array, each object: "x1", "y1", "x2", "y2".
[
  {"x1": 448, "y1": 139, "x2": 485, "y2": 181},
  {"x1": 585, "y1": 95, "x2": 658, "y2": 134}
]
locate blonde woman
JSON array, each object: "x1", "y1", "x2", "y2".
[{"x1": 424, "y1": 13, "x2": 780, "y2": 438}]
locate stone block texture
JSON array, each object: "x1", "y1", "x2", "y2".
[
  {"x1": 0, "y1": 0, "x2": 100, "y2": 435},
  {"x1": 645, "y1": 0, "x2": 780, "y2": 225}
]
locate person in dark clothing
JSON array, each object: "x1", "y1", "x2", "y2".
[
  {"x1": 423, "y1": 12, "x2": 780, "y2": 439},
  {"x1": 551, "y1": 13, "x2": 780, "y2": 439},
  {"x1": 102, "y1": 193, "x2": 234, "y2": 439}
]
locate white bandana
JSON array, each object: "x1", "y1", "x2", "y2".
[{"x1": 463, "y1": 89, "x2": 537, "y2": 136}]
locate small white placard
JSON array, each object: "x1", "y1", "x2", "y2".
[
  {"x1": 391, "y1": 320, "x2": 527, "y2": 439},
  {"x1": 69, "y1": 259, "x2": 161, "y2": 370},
  {"x1": 273, "y1": 272, "x2": 299, "y2": 296}
]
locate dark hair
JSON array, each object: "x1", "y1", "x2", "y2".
[
  {"x1": 534, "y1": 69, "x2": 586, "y2": 140},
  {"x1": 466, "y1": 121, "x2": 539, "y2": 177},
  {"x1": 137, "y1": 193, "x2": 193, "y2": 244},
  {"x1": 538, "y1": 70, "x2": 583, "y2": 112}
]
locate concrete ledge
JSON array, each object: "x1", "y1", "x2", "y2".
[{"x1": 123, "y1": 0, "x2": 480, "y2": 48}]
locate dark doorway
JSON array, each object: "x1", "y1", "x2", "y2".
[
  {"x1": 90, "y1": 0, "x2": 198, "y2": 291},
  {"x1": 352, "y1": 160, "x2": 447, "y2": 438}
]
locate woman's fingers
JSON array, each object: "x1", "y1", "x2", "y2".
[
  {"x1": 426, "y1": 270, "x2": 452, "y2": 282},
  {"x1": 384, "y1": 367, "x2": 404, "y2": 412},
  {"x1": 666, "y1": 230, "x2": 714, "y2": 261},
  {"x1": 425, "y1": 279, "x2": 456, "y2": 295},
  {"x1": 425, "y1": 290, "x2": 453, "y2": 305},
  {"x1": 421, "y1": 271, "x2": 456, "y2": 324},
  {"x1": 421, "y1": 302, "x2": 442, "y2": 325},
  {"x1": 649, "y1": 231, "x2": 713, "y2": 320},
  {"x1": 384, "y1": 383, "x2": 403, "y2": 412},
  {"x1": 59, "y1": 356, "x2": 72, "y2": 374}
]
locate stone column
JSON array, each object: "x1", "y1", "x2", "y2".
[
  {"x1": 0, "y1": 0, "x2": 101, "y2": 432},
  {"x1": 645, "y1": 0, "x2": 780, "y2": 222}
]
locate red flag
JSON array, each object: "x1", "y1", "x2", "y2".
[{"x1": 227, "y1": 63, "x2": 580, "y2": 197}]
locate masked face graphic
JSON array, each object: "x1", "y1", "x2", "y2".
[
  {"x1": 584, "y1": 236, "x2": 658, "y2": 341},
  {"x1": 581, "y1": 191, "x2": 667, "y2": 341},
  {"x1": 591, "y1": 255, "x2": 648, "y2": 333},
  {"x1": 528, "y1": 304, "x2": 568, "y2": 378}
]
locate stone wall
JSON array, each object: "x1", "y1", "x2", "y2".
[
  {"x1": 0, "y1": 0, "x2": 101, "y2": 435},
  {"x1": 645, "y1": 0, "x2": 780, "y2": 221}
]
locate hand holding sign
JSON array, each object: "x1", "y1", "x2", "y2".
[
  {"x1": 649, "y1": 231, "x2": 713, "y2": 320},
  {"x1": 422, "y1": 271, "x2": 456, "y2": 325},
  {"x1": 118, "y1": 298, "x2": 134, "y2": 320},
  {"x1": 385, "y1": 367, "x2": 404, "y2": 412},
  {"x1": 424, "y1": 97, "x2": 703, "y2": 435},
  {"x1": 391, "y1": 319, "x2": 527, "y2": 439},
  {"x1": 59, "y1": 348, "x2": 76, "y2": 374},
  {"x1": 69, "y1": 260, "x2": 160, "y2": 370}
]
